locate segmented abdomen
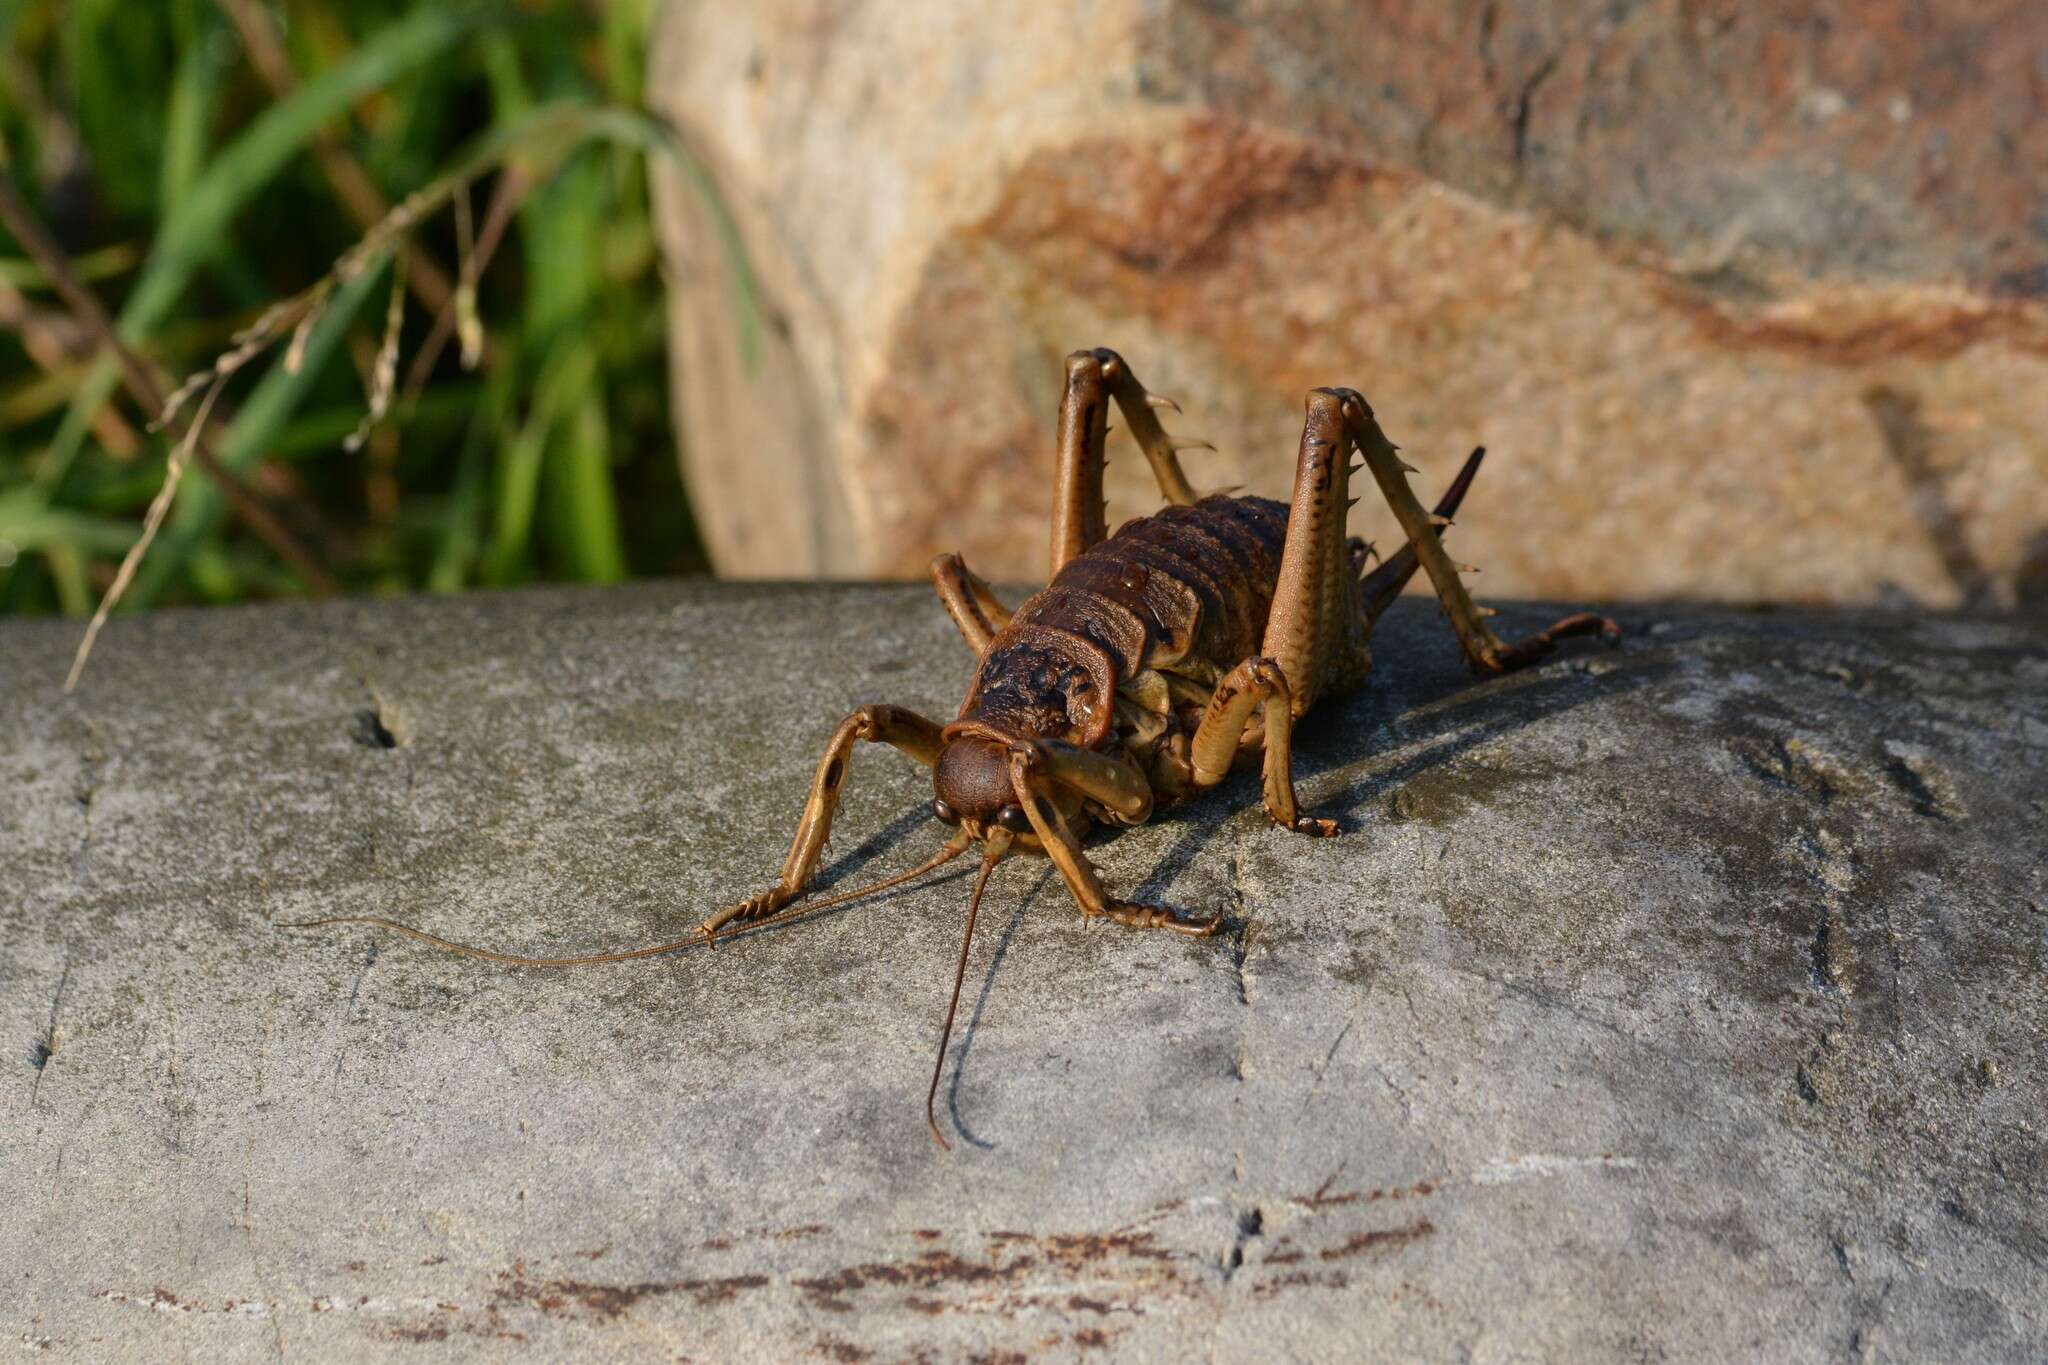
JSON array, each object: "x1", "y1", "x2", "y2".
[{"x1": 1010, "y1": 495, "x2": 1291, "y2": 680}]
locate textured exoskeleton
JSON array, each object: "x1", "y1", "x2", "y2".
[{"x1": 717, "y1": 348, "x2": 1615, "y2": 945}]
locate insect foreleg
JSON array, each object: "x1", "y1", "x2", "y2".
[
  {"x1": 699, "y1": 704, "x2": 946, "y2": 937},
  {"x1": 1189, "y1": 656, "x2": 1339, "y2": 837},
  {"x1": 928, "y1": 552, "x2": 1011, "y2": 656},
  {"x1": 1008, "y1": 751, "x2": 1218, "y2": 935},
  {"x1": 1026, "y1": 738, "x2": 1154, "y2": 825}
]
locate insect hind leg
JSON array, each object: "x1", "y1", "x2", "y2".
[
  {"x1": 929, "y1": 552, "x2": 1010, "y2": 656},
  {"x1": 1047, "y1": 348, "x2": 1204, "y2": 577},
  {"x1": 1341, "y1": 394, "x2": 1619, "y2": 673},
  {"x1": 1256, "y1": 388, "x2": 1375, "y2": 718}
]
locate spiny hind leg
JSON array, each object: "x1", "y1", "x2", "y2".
[
  {"x1": 1093, "y1": 348, "x2": 1204, "y2": 507},
  {"x1": 929, "y1": 552, "x2": 1010, "y2": 656},
  {"x1": 1047, "y1": 351, "x2": 1114, "y2": 576},
  {"x1": 700, "y1": 705, "x2": 945, "y2": 938},
  {"x1": 1257, "y1": 388, "x2": 1375, "y2": 721},
  {"x1": 1009, "y1": 751, "x2": 1219, "y2": 936},
  {"x1": 1189, "y1": 656, "x2": 1338, "y2": 837},
  {"x1": 1338, "y1": 392, "x2": 1619, "y2": 673},
  {"x1": 1047, "y1": 348, "x2": 1206, "y2": 577}
]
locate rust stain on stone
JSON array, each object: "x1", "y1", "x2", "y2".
[
  {"x1": 490, "y1": 1264, "x2": 770, "y2": 1322},
  {"x1": 1294, "y1": 1175, "x2": 1442, "y2": 1210},
  {"x1": 1654, "y1": 276, "x2": 2048, "y2": 367},
  {"x1": 1319, "y1": 1218, "x2": 1437, "y2": 1262}
]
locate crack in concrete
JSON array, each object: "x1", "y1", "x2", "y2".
[
  {"x1": 335, "y1": 941, "x2": 379, "y2": 1079},
  {"x1": 1223, "y1": 849, "x2": 1256, "y2": 1085},
  {"x1": 1300, "y1": 1016, "x2": 1355, "y2": 1113},
  {"x1": 69, "y1": 714, "x2": 106, "y2": 873},
  {"x1": 28, "y1": 955, "x2": 71, "y2": 1108}
]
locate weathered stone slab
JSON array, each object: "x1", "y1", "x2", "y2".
[
  {"x1": 3, "y1": 584, "x2": 2044, "y2": 1360},
  {"x1": 650, "y1": 1, "x2": 2048, "y2": 606}
]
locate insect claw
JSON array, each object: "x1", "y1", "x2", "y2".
[{"x1": 1145, "y1": 393, "x2": 1182, "y2": 414}]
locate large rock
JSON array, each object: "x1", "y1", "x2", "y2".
[
  {"x1": 649, "y1": 0, "x2": 2048, "y2": 606},
  {"x1": 3, "y1": 585, "x2": 2045, "y2": 1359}
]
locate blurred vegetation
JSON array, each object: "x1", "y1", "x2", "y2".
[{"x1": 0, "y1": 0, "x2": 711, "y2": 622}]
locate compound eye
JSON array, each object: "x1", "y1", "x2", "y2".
[
  {"x1": 994, "y1": 805, "x2": 1033, "y2": 834},
  {"x1": 932, "y1": 798, "x2": 960, "y2": 826}
]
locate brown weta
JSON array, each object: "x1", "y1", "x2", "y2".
[{"x1": 296, "y1": 348, "x2": 1618, "y2": 1148}]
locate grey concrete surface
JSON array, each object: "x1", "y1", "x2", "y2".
[{"x1": 2, "y1": 583, "x2": 2044, "y2": 1362}]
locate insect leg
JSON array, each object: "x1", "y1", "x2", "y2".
[
  {"x1": 1259, "y1": 389, "x2": 1372, "y2": 715},
  {"x1": 1049, "y1": 351, "x2": 1113, "y2": 576},
  {"x1": 1027, "y1": 737, "x2": 1154, "y2": 825},
  {"x1": 1189, "y1": 656, "x2": 1339, "y2": 837},
  {"x1": 928, "y1": 552, "x2": 1011, "y2": 656},
  {"x1": 699, "y1": 704, "x2": 946, "y2": 937},
  {"x1": 1049, "y1": 348, "x2": 1205, "y2": 579},
  {"x1": 1359, "y1": 446, "x2": 1485, "y2": 627},
  {"x1": 1009, "y1": 751, "x2": 1220, "y2": 935},
  {"x1": 1340, "y1": 394, "x2": 1619, "y2": 673},
  {"x1": 1093, "y1": 348, "x2": 1200, "y2": 507}
]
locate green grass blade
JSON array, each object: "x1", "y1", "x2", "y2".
[
  {"x1": 125, "y1": 6, "x2": 475, "y2": 332},
  {"x1": 0, "y1": 490, "x2": 144, "y2": 557},
  {"x1": 547, "y1": 388, "x2": 626, "y2": 583},
  {"x1": 31, "y1": 5, "x2": 479, "y2": 497},
  {"x1": 428, "y1": 360, "x2": 516, "y2": 593},
  {"x1": 483, "y1": 336, "x2": 591, "y2": 586},
  {"x1": 158, "y1": 8, "x2": 225, "y2": 216}
]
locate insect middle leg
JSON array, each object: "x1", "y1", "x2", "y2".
[
  {"x1": 699, "y1": 704, "x2": 946, "y2": 937},
  {"x1": 1188, "y1": 656, "x2": 1338, "y2": 836}
]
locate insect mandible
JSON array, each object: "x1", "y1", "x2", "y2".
[{"x1": 297, "y1": 348, "x2": 1619, "y2": 1148}]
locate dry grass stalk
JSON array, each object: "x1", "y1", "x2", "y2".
[
  {"x1": 63, "y1": 377, "x2": 228, "y2": 691},
  {"x1": 345, "y1": 252, "x2": 406, "y2": 453}
]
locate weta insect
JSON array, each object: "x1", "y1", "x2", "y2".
[{"x1": 297, "y1": 349, "x2": 1617, "y2": 1148}]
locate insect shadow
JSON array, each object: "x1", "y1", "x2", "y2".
[
  {"x1": 1124, "y1": 628, "x2": 1674, "y2": 910},
  {"x1": 936, "y1": 632, "x2": 1673, "y2": 1146},
  {"x1": 946, "y1": 864, "x2": 1057, "y2": 1151}
]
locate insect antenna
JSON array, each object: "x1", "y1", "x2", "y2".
[
  {"x1": 283, "y1": 836, "x2": 971, "y2": 968},
  {"x1": 926, "y1": 847, "x2": 1001, "y2": 1151}
]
